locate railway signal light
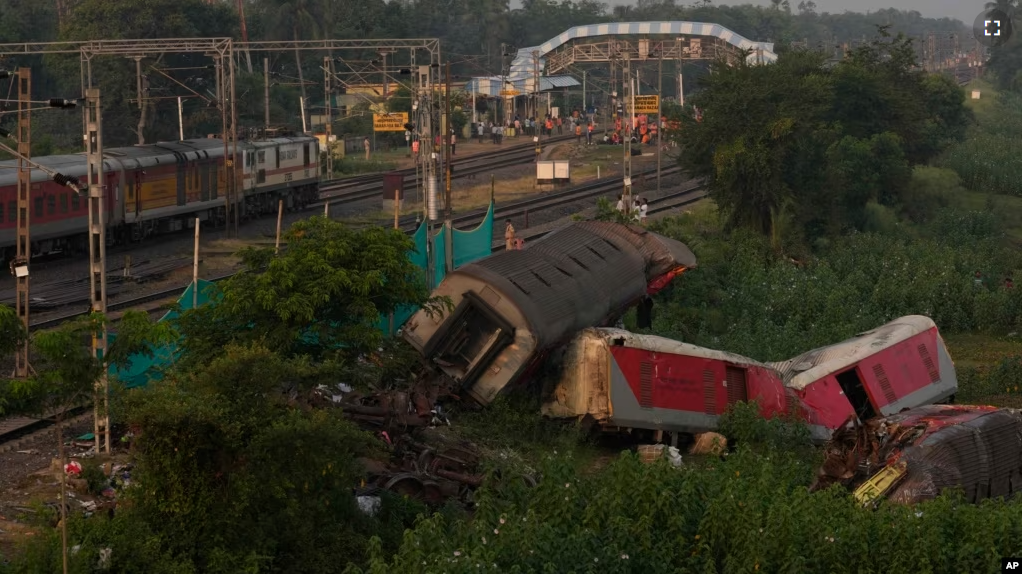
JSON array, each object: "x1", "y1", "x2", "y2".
[
  {"x1": 399, "y1": 68, "x2": 412, "y2": 75},
  {"x1": 49, "y1": 98, "x2": 77, "y2": 109}
]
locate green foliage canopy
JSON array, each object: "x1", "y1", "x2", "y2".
[
  {"x1": 350, "y1": 414, "x2": 1020, "y2": 574},
  {"x1": 176, "y1": 217, "x2": 439, "y2": 366},
  {"x1": 673, "y1": 29, "x2": 970, "y2": 238}
]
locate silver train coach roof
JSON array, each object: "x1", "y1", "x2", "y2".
[{"x1": 451, "y1": 221, "x2": 696, "y2": 348}]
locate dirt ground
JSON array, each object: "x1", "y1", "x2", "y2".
[{"x1": 0, "y1": 417, "x2": 126, "y2": 558}]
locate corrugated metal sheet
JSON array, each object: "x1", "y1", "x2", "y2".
[{"x1": 768, "y1": 316, "x2": 937, "y2": 390}]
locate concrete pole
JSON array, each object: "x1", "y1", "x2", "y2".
[
  {"x1": 192, "y1": 217, "x2": 200, "y2": 309},
  {"x1": 300, "y1": 97, "x2": 307, "y2": 133},
  {"x1": 177, "y1": 96, "x2": 184, "y2": 140},
  {"x1": 217, "y1": 56, "x2": 231, "y2": 232},
  {"x1": 264, "y1": 57, "x2": 270, "y2": 129},
  {"x1": 622, "y1": 54, "x2": 632, "y2": 216},
  {"x1": 275, "y1": 199, "x2": 283, "y2": 253},
  {"x1": 323, "y1": 56, "x2": 333, "y2": 180},
  {"x1": 582, "y1": 70, "x2": 586, "y2": 113},
  {"x1": 444, "y1": 62, "x2": 454, "y2": 274},
  {"x1": 230, "y1": 52, "x2": 240, "y2": 238},
  {"x1": 657, "y1": 54, "x2": 663, "y2": 193}
]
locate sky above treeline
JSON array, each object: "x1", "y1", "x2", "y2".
[{"x1": 509, "y1": 0, "x2": 981, "y2": 27}]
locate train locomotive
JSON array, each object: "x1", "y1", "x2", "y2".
[
  {"x1": 542, "y1": 315, "x2": 958, "y2": 442},
  {"x1": 0, "y1": 135, "x2": 319, "y2": 260},
  {"x1": 401, "y1": 221, "x2": 698, "y2": 406}
]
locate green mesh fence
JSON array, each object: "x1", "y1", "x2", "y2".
[
  {"x1": 377, "y1": 200, "x2": 494, "y2": 336},
  {"x1": 112, "y1": 203, "x2": 493, "y2": 386},
  {"x1": 108, "y1": 278, "x2": 216, "y2": 389}
]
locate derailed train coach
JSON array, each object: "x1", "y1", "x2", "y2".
[
  {"x1": 812, "y1": 405, "x2": 1021, "y2": 505},
  {"x1": 401, "y1": 221, "x2": 697, "y2": 406},
  {"x1": 542, "y1": 315, "x2": 958, "y2": 442}
]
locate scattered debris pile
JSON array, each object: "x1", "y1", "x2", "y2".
[
  {"x1": 811, "y1": 405, "x2": 1022, "y2": 506},
  {"x1": 314, "y1": 382, "x2": 534, "y2": 508}
]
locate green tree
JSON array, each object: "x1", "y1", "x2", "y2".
[
  {"x1": 117, "y1": 343, "x2": 383, "y2": 573},
  {"x1": 254, "y1": 0, "x2": 327, "y2": 131},
  {"x1": 50, "y1": 0, "x2": 237, "y2": 146},
  {"x1": 175, "y1": 216, "x2": 443, "y2": 366},
  {"x1": 0, "y1": 311, "x2": 174, "y2": 574},
  {"x1": 678, "y1": 27, "x2": 969, "y2": 241}
]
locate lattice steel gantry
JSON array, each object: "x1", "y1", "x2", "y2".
[{"x1": 13, "y1": 68, "x2": 31, "y2": 378}]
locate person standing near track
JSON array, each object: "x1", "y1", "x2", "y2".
[
  {"x1": 363, "y1": 136, "x2": 371, "y2": 161},
  {"x1": 450, "y1": 129, "x2": 457, "y2": 155},
  {"x1": 505, "y1": 219, "x2": 516, "y2": 251}
]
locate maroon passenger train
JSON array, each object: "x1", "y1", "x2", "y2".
[{"x1": 0, "y1": 135, "x2": 320, "y2": 262}]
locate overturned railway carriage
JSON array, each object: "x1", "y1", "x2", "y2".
[
  {"x1": 402, "y1": 221, "x2": 697, "y2": 405},
  {"x1": 541, "y1": 328, "x2": 797, "y2": 434},
  {"x1": 768, "y1": 315, "x2": 958, "y2": 437},
  {"x1": 0, "y1": 136, "x2": 319, "y2": 259},
  {"x1": 543, "y1": 315, "x2": 958, "y2": 442},
  {"x1": 813, "y1": 405, "x2": 1022, "y2": 504}
]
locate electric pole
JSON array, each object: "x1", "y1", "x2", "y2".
[
  {"x1": 443, "y1": 62, "x2": 454, "y2": 275},
  {"x1": 418, "y1": 64, "x2": 438, "y2": 288},
  {"x1": 264, "y1": 57, "x2": 270, "y2": 130},
  {"x1": 532, "y1": 50, "x2": 539, "y2": 120},
  {"x1": 323, "y1": 56, "x2": 333, "y2": 179},
  {"x1": 215, "y1": 55, "x2": 231, "y2": 234},
  {"x1": 657, "y1": 50, "x2": 662, "y2": 193},
  {"x1": 85, "y1": 87, "x2": 110, "y2": 455},
  {"x1": 13, "y1": 67, "x2": 31, "y2": 378},
  {"x1": 622, "y1": 53, "x2": 632, "y2": 216}
]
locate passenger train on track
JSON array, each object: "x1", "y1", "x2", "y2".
[{"x1": 0, "y1": 135, "x2": 320, "y2": 261}]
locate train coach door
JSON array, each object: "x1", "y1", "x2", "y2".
[
  {"x1": 835, "y1": 368, "x2": 877, "y2": 421},
  {"x1": 725, "y1": 366, "x2": 748, "y2": 406},
  {"x1": 175, "y1": 153, "x2": 186, "y2": 206}
]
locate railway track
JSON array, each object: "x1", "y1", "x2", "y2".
[
  {"x1": 496, "y1": 183, "x2": 708, "y2": 250},
  {"x1": 26, "y1": 170, "x2": 701, "y2": 332},
  {"x1": 3, "y1": 176, "x2": 704, "y2": 447},
  {"x1": 313, "y1": 135, "x2": 576, "y2": 210}
]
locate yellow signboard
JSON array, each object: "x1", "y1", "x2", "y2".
[
  {"x1": 634, "y1": 95, "x2": 659, "y2": 114},
  {"x1": 373, "y1": 112, "x2": 409, "y2": 132},
  {"x1": 499, "y1": 89, "x2": 520, "y2": 96}
]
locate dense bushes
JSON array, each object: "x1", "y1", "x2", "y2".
[
  {"x1": 642, "y1": 205, "x2": 1020, "y2": 361},
  {"x1": 957, "y1": 356, "x2": 1023, "y2": 403},
  {"x1": 350, "y1": 407, "x2": 1020, "y2": 574},
  {"x1": 937, "y1": 85, "x2": 1022, "y2": 196}
]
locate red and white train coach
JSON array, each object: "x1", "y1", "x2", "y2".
[
  {"x1": 541, "y1": 315, "x2": 958, "y2": 442},
  {"x1": 0, "y1": 135, "x2": 319, "y2": 261}
]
